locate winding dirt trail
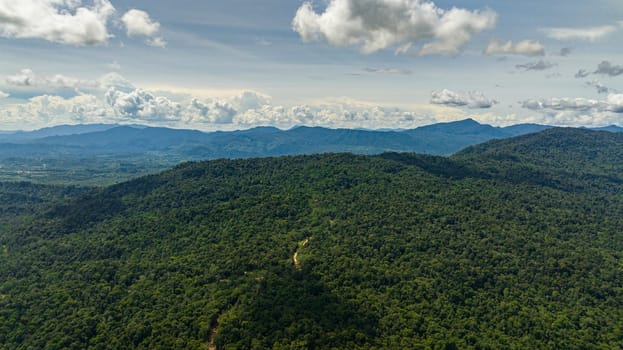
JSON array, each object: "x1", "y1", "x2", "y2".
[
  {"x1": 208, "y1": 325, "x2": 218, "y2": 350},
  {"x1": 293, "y1": 238, "x2": 310, "y2": 270}
]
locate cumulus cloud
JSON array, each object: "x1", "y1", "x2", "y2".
[
  {"x1": 121, "y1": 9, "x2": 166, "y2": 47},
  {"x1": 607, "y1": 94, "x2": 623, "y2": 113},
  {"x1": 229, "y1": 91, "x2": 272, "y2": 112},
  {"x1": 121, "y1": 9, "x2": 159, "y2": 36},
  {"x1": 519, "y1": 95, "x2": 623, "y2": 126},
  {"x1": 0, "y1": 91, "x2": 9, "y2": 99},
  {"x1": 522, "y1": 97, "x2": 605, "y2": 112},
  {"x1": 292, "y1": 0, "x2": 497, "y2": 55},
  {"x1": 541, "y1": 25, "x2": 619, "y2": 41},
  {"x1": 105, "y1": 88, "x2": 182, "y2": 122},
  {"x1": 235, "y1": 98, "x2": 436, "y2": 129},
  {"x1": 0, "y1": 72, "x2": 459, "y2": 130},
  {"x1": 430, "y1": 89, "x2": 497, "y2": 109},
  {"x1": 484, "y1": 39, "x2": 545, "y2": 56},
  {"x1": 0, "y1": 0, "x2": 115, "y2": 45},
  {"x1": 98, "y1": 72, "x2": 134, "y2": 91},
  {"x1": 105, "y1": 87, "x2": 236, "y2": 124},
  {"x1": 516, "y1": 60, "x2": 557, "y2": 72},
  {"x1": 0, "y1": 94, "x2": 111, "y2": 129},
  {"x1": 521, "y1": 93, "x2": 623, "y2": 124},
  {"x1": 6, "y1": 69, "x2": 37, "y2": 86}
]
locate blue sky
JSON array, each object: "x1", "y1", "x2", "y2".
[{"x1": 0, "y1": 0, "x2": 622, "y2": 130}]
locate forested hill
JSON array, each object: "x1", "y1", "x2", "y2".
[
  {"x1": 454, "y1": 128, "x2": 623, "y2": 191},
  {"x1": 1, "y1": 128, "x2": 623, "y2": 349},
  {"x1": 457, "y1": 127, "x2": 623, "y2": 173}
]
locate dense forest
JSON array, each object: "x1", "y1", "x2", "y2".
[{"x1": 1, "y1": 128, "x2": 623, "y2": 349}]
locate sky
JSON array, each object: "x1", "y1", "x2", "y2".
[{"x1": 0, "y1": 0, "x2": 622, "y2": 131}]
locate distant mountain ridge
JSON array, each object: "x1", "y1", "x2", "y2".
[
  {"x1": 0, "y1": 119, "x2": 620, "y2": 185},
  {"x1": 0, "y1": 119, "x2": 561, "y2": 159},
  {"x1": 0, "y1": 124, "x2": 119, "y2": 142}
]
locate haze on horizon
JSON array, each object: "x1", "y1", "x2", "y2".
[{"x1": 0, "y1": 0, "x2": 622, "y2": 131}]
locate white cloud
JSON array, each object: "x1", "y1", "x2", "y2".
[
  {"x1": 45, "y1": 74, "x2": 100, "y2": 89},
  {"x1": 541, "y1": 25, "x2": 619, "y2": 41},
  {"x1": 229, "y1": 91, "x2": 272, "y2": 112},
  {"x1": 520, "y1": 93, "x2": 623, "y2": 126},
  {"x1": 484, "y1": 39, "x2": 545, "y2": 56},
  {"x1": 105, "y1": 87, "x2": 236, "y2": 124},
  {"x1": 0, "y1": 0, "x2": 115, "y2": 45},
  {"x1": 430, "y1": 89, "x2": 497, "y2": 109},
  {"x1": 6, "y1": 69, "x2": 104, "y2": 90},
  {"x1": 0, "y1": 91, "x2": 9, "y2": 99},
  {"x1": 522, "y1": 97, "x2": 605, "y2": 112},
  {"x1": 121, "y1": 9, "x2": 159, "y2": 36},
  {"x1": 6, "y1": 69, "x2": 37, "y2": 86},
  {"x1": 98, "y1": 72, "x2": 134, "y2": 91},
  {"x1": 607, "y1": 94, "x2": 623, "y2": 113},
  {"x1": 235, "y1": 99, "x2": 436, "y2": 129},
  {"x1": 121, "y1": 9, "x2": 166, "y2": 47},
  {"x1": 0, "y1": 94, "x2": 111, "y2": 129},
  {"x1": 105, "y1": 88, "x2": 182, "y2": 122},
  {"x1": 292, "y1": 0, "x2": 496, "y2": 55}
]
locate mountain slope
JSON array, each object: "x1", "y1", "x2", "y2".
[
  {"x1": 1, "y1": 129, "x2": 623, "y2": 349},
  {"x1": 455, "y1": 128, "x2": 623, "y2": 190},
  {"x1": 0, "y1": 124, "x2": 118, "y2": 142}
]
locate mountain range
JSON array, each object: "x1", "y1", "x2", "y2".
[
  {"x1": 1, "y1": 119, "x2": 622, "y2": 186},
  {"x1": 0, "y1": 119, "x2": 563, "y2": 158},
  {"x1": 1, "y1": 127, "x2": 622, "y2": 348}
]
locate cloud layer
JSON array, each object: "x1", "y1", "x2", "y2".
[
  {"x1": 292, "y1": 0, "x2": 497, "y2": 55},
  {"x1": 430, "y1": 89, "x2": 496, "y2": 109},
  {"x1": 0, "y1": 71, "x2": 441, "y2": 130},
  {"x1": 541, "y1": 24, "x2": 620, "y2": 41},
  {"x1": 521, "y1": 94, "x2": 623, "y2": 126},
  {"x1": 484, "y1": 40, "x2": 545, "y2": 56},
  {"x1": 6, "y1": 69, "x2": 114, "y2": 90}
]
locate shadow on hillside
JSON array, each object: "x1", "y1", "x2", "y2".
[
  {"x1": 216, "y1": 266, "x2": 377, "y2": 349},
  {"x1": 378, "y1": 152, "x2": 488, "y2": 180}
]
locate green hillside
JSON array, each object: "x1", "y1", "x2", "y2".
[{"x1": 1, "y1": 128, "x2": 623, "y2": 349}]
